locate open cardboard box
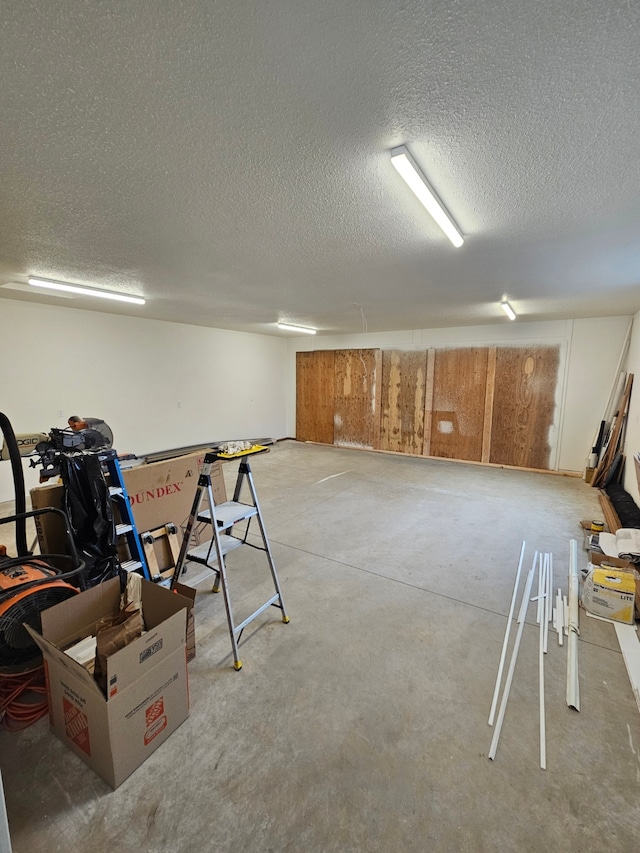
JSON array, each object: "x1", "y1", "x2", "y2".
[{"x1": 25, "y1": 577, "x2": 192, "y2": 789}]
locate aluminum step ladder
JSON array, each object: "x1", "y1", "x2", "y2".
[
  {"x1": 102, "y1": 453, "x2": 151, "y2": 580},
  {"x1": 169, "y1": 448, "x2": 288, "y2": 670}
]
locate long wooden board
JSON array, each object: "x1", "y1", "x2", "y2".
[
  {"x1": 334, "y1": 349, "x2": 382, "y2": 449},
  {"x1": 490, "y1": 346, "x2": 559, "y2": 470},
  {"x1": 380, "y1": 350, "x2": 427, "y2": 454},
  {"x1": 296, "y1": 351, "x2": 335, "y2": 443},
  {"x1": 428, "y1": 347, "x2": 488, "y2": 461}
]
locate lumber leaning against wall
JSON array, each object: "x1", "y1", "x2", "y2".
[{"x1": 296, "y1": 345, "x2": 560, "y2": 471}]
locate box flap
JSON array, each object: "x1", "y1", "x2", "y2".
[
  {"x1": 589, "y1": 551, "x2": 634, "y2": 569},
  {"x1": 40, "y1": 576, "x2": 121, "y2": 648},
  {"x1": 174, "y1": 582, "x2": 196, "y2": 606},
  {"x1": 141, "y1": 578, "x2": 192, "y2": 630},
  {"x1": 24, "y1": 624, "x2": 105, "y2": 699},
  {"x1": 104, "y1": 608, "x2": 187, "y2": 698}
]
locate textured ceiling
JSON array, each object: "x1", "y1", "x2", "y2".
[{"x1": 2, "y1": 0, "x2": 640, "y2": 335}]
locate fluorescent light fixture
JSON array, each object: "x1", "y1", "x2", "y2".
[
  {"x1": 277, "y1": 322, "x2": 317, "y2": 335},
  {"x1": 390, "y1": 145, "x2": 463, "y2": 248},
  {"x1": 2, "y1": 281, "x2": 76, "y2": 298},
  {"x1": 501, "y1": 300, "x2": 516, "y2": 320},
  {"x1": 28, "y1": 277, "x2": 145, "y2": 305}
]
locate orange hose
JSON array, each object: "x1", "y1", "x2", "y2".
[{"x1": 0, "y1": 667, "x2": 48, "y2": 731}]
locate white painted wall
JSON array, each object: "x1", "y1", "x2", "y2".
[
  {"x1": 1, "y1": 301, "x2": 630, "y2": 506},
  {"x1": 0, "y1": 300, "x2": 288, "y2": 503},
  {"x1": 623, "y1": 310, "x2": 640, "y2": 505},
  {"x1": 284, "y1": 316, "x2": 632, "y2": 473}
]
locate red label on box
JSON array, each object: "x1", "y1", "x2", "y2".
[
  {"x1": 145, "y1": 697, "x2": 164, "y2": 727},
  {"x1": 144, "y1": 716, "x2": 167, "y2": 745},
  {"x1": 63, "y1": 697, "x2": 91, "y2": 756},
  {"x1": 144, "y1": 696, "x2": 167, "y2": 745}
]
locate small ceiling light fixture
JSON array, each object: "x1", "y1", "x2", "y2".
[
  {"x1": 28, "y1": 277, "x2": 145, "y2": 305},
  {"x1": 501, "y1": 300, "x2": 516, "y2": 321},
  {"x1": 390, "y1": 145, "x2": 464, "y2": 248},
  {"x1": 277, "y1": 322, "x2": 317, "y2": 335}
]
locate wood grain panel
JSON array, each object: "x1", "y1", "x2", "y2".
[
  {"x1": 296, "y1": 351, "x2": 335, "y2": 443},
  {"x1": 481, "y1": 347, "x2": 497, "y2": 463},
  {"x1": 490, "y1": 346, "x2": 560, "y2": 470},
  {"x1": 334, "y1": 349, "x2": 382, "y2": 449},
  {"x1": 380, "y1": 350, "x2": 427, "y2": 454},
  {"x1": 423, "y1": 349, "x2": 436, "y2": 456},
  {"x1": 429, "y1": 348, "x2": 488, "y2": 461}
]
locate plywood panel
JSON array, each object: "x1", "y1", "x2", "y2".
[
  {"x1": 490, "y1": 346, "x2": 560, "y2": 470},
  {"x1": 481, "y1": 347, "x2": 497, "y2": 463},
  {"x1": 429, "y1": 348, "x2": 488, "y2": 461},
  {"x1": 422, "y1": 349, "x2": 436, "y2": 456},
  {"x1": 296, "y1": 351, "x2": 335, "y2": 443},
  {"x1": 334, "y1": 349, "x2": 382, "y2": 449},
  {"x1": 380, "y1": 350, "x2": 427, "y2": 454}
]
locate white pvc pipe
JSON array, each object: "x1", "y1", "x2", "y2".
[
  {"x1": 488, "y1": 541, "x2": 527, "y2": 726},
  {"x1": 539, "y1": 565, "x2": 547, "y2": 769},
  {"x1": 556, "y1": 588, "x2": 564, "y2": 647},
  {"x1": 536, "y1": 552, "x2": 544, "y2": 624},
  {"x1": 544, "y1": 553, "x2": 552, "y2": 653},
  {"x1": 566, "y1": 539, "x2": 580, "y2": 711},
  {"x1": 489, "y1": 558, "x2": 537, "y2": 761}
]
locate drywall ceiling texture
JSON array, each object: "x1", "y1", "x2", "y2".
[{"x1": 1, "y1": 1, "x2": 640, "y2": 336}]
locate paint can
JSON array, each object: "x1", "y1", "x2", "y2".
[{"x1": 590, "y1": 520, "x2": 604, "y2": 534}]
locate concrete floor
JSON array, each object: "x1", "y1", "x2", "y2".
[{"x1": 1, "y1": 440, "x2": 639, "y2": 852}]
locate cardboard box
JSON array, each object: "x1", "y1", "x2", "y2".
[
  {"x1": 582, "y1": 565, "x2": 637, "y2": 625},
  {"x1": 25, "y1": 577, "x2": 191, "y2": 789},
  {"x1": 589, "y1": 550, "x2": 635, "y2": 570},
  {"x1": 30, "y1": 450, "x2": 227, "y2": 571},
  {"x1": 588, "y1": 551, "x2": 640, "y2": 618},
  {"x1": 121, "y1": 451, "x2": 226, "y2": 535},
  {"x1": 29, "y1": 482, "x2": 69, "y2": 561}
]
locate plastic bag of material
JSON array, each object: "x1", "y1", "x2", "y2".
[{"x1": 60, "y1": 451, "x2": 120, "y2": 589}]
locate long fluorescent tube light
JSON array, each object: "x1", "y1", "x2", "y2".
[
  {"x1": 390, "y1": 145, "x2": 463, "y2": 248},
  {"x1": 501, "y1": 300, "x2": 516, "y2": 320},
  {"x1": 28, "y1": 277, "x2": 145, "y2": 305},
  {"x1": 277, "y1": 322, "x2": 317, "y2": 335}
]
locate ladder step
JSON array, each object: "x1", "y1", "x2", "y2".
[
  {"x1": 116, "y1": 523, "x2": 134, "y2": 535},
  {"x1": 197, "y1": 501, "x2": 258, "y2": 527},
  {"x1": 187, "y1": 534, "x2": 244, "y2": 566},
  {"x1": 121, "y1": 560, "x2": 143, "y2": 573}
]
